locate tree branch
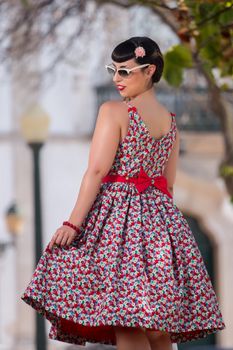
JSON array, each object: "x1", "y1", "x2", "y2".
[{"x1": 197, "y1": 4, "x2": 233, "y2": 28}]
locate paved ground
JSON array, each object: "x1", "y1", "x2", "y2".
[
  {"x1": 66, "y1": 342, "x2": 180, "y2": 349},
  {"x1": 66, "y1": 344, "x2": 116, "y2": 350}
]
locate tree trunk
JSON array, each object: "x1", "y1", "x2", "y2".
[
  {"x1": 218, "y1": 97, "x2": 233, "y2": 200},
  {"x1": 194, "y1": 56, "x2": 233, "y2": 200}
]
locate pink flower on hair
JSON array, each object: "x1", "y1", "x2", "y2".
[{"x1": 134, "y1": 46, "x2": 146, "y2": 58}]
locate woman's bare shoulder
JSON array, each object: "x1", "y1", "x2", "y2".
[
  {"x1": 99, "y1": 100, "x2": 128, "y2": 125},
  {"x1": 99, "y1": 100, "x2": 126, "y2": 112},
  {"x1": 155, "y1": 102, "x2": 172, "y2": 115}
]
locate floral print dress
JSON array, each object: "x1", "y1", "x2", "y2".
[{"x1": 21, "y1": 101, "x2": 225, "y2": 346}]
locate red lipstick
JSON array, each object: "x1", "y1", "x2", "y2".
[{"x1": 116, "y1": 85, "x2": 125, "y2": 91}]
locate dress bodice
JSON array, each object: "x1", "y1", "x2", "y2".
[{"x1": 108, "y1": 101, "x2": 177, "y2": 178}]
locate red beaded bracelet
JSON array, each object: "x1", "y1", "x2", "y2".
[{"x1": 63, "y1": 221, "x2": 80, "y2": 234}]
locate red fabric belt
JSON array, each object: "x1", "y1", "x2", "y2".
[{"x1": 102, "y1": 167, "x2": 172, "y2": 199}]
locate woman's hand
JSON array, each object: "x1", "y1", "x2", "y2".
[{"x1": 48, "y1": 225, "x2": 78, "y2": 250}]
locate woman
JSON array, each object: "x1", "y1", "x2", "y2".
[{"x1": 21, "y1": 36, "x2": 225, "y2": 350}]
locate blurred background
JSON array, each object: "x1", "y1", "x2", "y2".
[{"x1": 0, "y1": 1, "x2": 233, "y2": 350}]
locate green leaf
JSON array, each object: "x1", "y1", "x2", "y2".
[
  {"x1": 184, "y1": 0, "x2": 197, "y2": 10},
  {"x1": 199, "y1": 41, "x2": 221, "y2": 66},
  {"x1": 200, "y1": 23, "x2": 219, "y2": 40},
  {"x1": 165, "y1": 44, "x2": 193, "y2": 69},
  {"x1": 219, "y1": 165, "x2": 233, "y2": 177},
  {"x1": 226, "y1": 1, "x2": 233, "y2": 8},
  {"x1": 199, "y1": 3, "x2": 221, "y2": 19},
  {"x1": 220, "y1": 83, "x2": 230, "y2": 91},
  {"x1": 220, "y1": 60, "x2": 233, "y2": 77},
  {"x1": 219, "y1": 8, "x2": 233, "y2": 25},
  {"x1": 163, "y1": 61, "x2": 183, "y2": 87},
  {"x1": 20, "y1": 0, "x2": 30, "y2": 7}
]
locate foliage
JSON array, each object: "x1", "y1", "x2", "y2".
[
  {"x1": 163, "y1": 44, "x2": 193, "y2": 86},
  {"x1": 163, "y1": 0, "x2": 233, "y2": 87}
]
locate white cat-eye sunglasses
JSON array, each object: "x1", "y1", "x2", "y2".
[{"x1": 105, "y1": 63, "x2": 150, "y2": 78}]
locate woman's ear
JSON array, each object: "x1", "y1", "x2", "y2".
[{"x1": 147, "y1": 64, "x2": 156, "y2": 78}]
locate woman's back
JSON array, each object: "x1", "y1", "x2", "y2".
[
  {"x1": 107, "y1": 100, "x2": 177, "y2": 180},
  {"x1": 117, "y1": 100, "x2": 174, "y2": 143}
]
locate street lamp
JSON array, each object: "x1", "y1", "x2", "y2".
[
  {"x1": 0, "y1": 203, "x2": 23, "y2": 256},
  {"x1": 0, "y1": 203, "x2": 23, "y2": 344},
  {"x1": 5, "y1": 203, "x2": 24, "y2": 245},
  {"x1": 1, "y1": 203, "x2": 23, "y2": 346},
  {"x1": 20, "y1": 104, "x2": 50, "y2": 350}
]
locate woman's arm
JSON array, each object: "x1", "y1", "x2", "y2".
[
  {"x1": 49, "y1": 101, "x2": 121, "y2": 249},
  {"x1": 163, "y1": 129, "x2": 180, "y2": 197}
]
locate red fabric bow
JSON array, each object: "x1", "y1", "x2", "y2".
[
  {"x1": 130, "y1": 167, "x2": 171, "y2": 197},
  {"x1": 102, "y1": 166, "x2": 172, "y2": 198}
]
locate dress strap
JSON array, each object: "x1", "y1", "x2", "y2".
[
  {"x1": 123, "y1": 100, "x2": 133, "y2": 108},
  {"x1": 120, "y1": 100, "x2": 139, "y2": 141}
]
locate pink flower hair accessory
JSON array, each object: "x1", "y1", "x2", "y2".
[{"x1": 134, "y1": 46, "x2": 146, "y2": 58}]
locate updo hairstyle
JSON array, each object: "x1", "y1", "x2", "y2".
[{"x1": 111, "y1": 36, "x2": 164, "y2": 83}]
